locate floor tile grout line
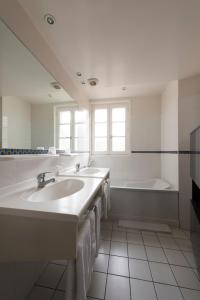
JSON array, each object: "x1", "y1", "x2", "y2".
[
  {"x1": 27, "y1": 221, "x2": 199, "y2": 299},
  {"x1": 157, "y1": 237, "x2": 200, "y2": 283},
  {"x1": 141, "y1": 230, "x2": 159, "y2": 300},
  {"x1": 31, "y1": 283, "x2": 55, "y2": 290},
  {"x1": 53, "y1": 265, "x2": 67, "y2": 296},
  {"x1": 127, "y1": 231, "x2": 132, "y2": 300},
  {"x1": 25, "y1": 263, "x2": 48, "y2": 299},
  {"x1": 102, "y1": 238, "x2": 198, "y2": 269},
  {"x1": 157, "y1": 233, "x2": 200, "y2": 292},
  {"x1": 102, "y1": 225, "x2": 198, "y2": 271},
  {"x1": 103, "y1": 252, "x2": 110, "y2": 299},
  {"x1": 168, "y1": 262, "x2": 186, "y2": 299},
  {"x1": 27, "y1": 262, "x2": 67, "y2": 299},
  {"x1": 25, "y1": 284, "x2": 53, "y2": 300},
  {"x1": 36, "y1": 264, "x2": 67, "y2": 300},
  {"x1": 181, "y1": 249, "x2": 198, "y2": 270},
  {"x1": 35, "y1": 262, "x2": 50, "y2": 286},
  {"x1": 93, "y1": 268, "x2": 200, "y2": 292},
  {"x1": 101, "y1": 222, "x2": 200, "y2": 292},
  {"x1": 95, "y1": 263, "x2": 200, "y2": 287}
]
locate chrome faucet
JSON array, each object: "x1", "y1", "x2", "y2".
[
  {"x1": 88, "y1": 159, "x2": 94, "y2": 167},
  {"x1": 37, "y1": 172, "x2": 55, "y2": 188},
  {"x1": 75, "y1": 163, "x2": 80, "y2": 173}
]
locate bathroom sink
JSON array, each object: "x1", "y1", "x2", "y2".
[
  {"x1": 58, "y1": 167, "x2": 110, "y2": 179},
  {"x1": 27, "y1": 178, "x2": 84, "y2": 202},
  {"x1": 79, "y1": 168, "x2": 101, "y2": 175}
]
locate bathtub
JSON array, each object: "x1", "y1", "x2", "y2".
[
  {"x1": 111, "y1": 178, "x2": 170, "y2": 190},
  {"x1": 110, "y1": 178, "x2": 179, "y2": 226}
]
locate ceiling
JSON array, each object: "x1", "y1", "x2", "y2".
[
  {"x1": 13, "y1": 0, "x2": 200, "y2": 99},
  {"x1": 0, "y1": 19, "x2": 73, "y2": 103}
]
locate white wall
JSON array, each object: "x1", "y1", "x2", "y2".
[
  {"x1": 161, "y1": 81, "x2": 178, "y2": 150},
  {"x1": 0, "y1": 97, "x2": 2, "y2": 147},
  {"x1": 132, "y1": 96, "x2": 161, "y2": 150},
  {"x1": 178, "y1": 75, "x2": 200, "y2": 229},
  {"x1": 161, "y1": 81, "x2": 179, "y2": 190},
  {"x1": 2, "y1": 96, "x2": 31, "y2": 148},
  {"x1": 93, "y1": 96, "x2": 161, "y2": 181},
  {"x1": 31, "y1": 103, "x2": 54, "y2": 149},
  {"x1": 0, "y1": 153, "x2": 89, "y2": 189}
]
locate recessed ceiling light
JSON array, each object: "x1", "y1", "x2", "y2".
[
  {"x1": 44, "y1": 14, "x2": 56, "y2": 25},
  {"x1": 122, "y1": 87, "x2": 127, "y2": 91},
  {"x1": 88, "y1": 78, "x2": 99, "y2": 86},
  {"x1": 81, "y1": 81, "x2": 86, "y2": 85},
  {"x1": 76, "y1": 72, "x2": 82, "y2": 77},
  {"x1": 51, "y1": 82, "x2": 61, "y2": 89}
]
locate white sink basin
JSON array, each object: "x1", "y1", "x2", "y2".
[
  {"x1": 28, "y1": 178, "x2": 84, "y2": 202},
  {"x1": 79, "y1": 168, "x2": 101, "y2": 175}
]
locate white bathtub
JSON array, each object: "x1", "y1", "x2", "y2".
[
  {"x1": 111, "y1": 178, "x2": 171, "y2": 190},
  {"x1": 110, "y1": 178, "x2": 179, "y2": 226}
]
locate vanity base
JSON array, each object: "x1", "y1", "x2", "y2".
[{"x1": 0, "y1": 215, "x2": 77, "y2": 261}]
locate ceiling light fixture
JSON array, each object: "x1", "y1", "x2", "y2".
[
  {"x1": 44, "y1": 14, "x2": 56, "y2": 25},
  {"x1": 51, "y1": 82, "x2": 61, "y2": 89},
  {"x1": 76, "y1": 72, "x2": 82, "y2": 77},
  {"x1": 122, "y1": 87, "x2": 127, "y2": 91},
  {"x1": 88, "y1": 78, "x2": 99, "y2": 86}
]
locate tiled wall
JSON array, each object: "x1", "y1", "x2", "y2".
[
  {"x1": 0, "y1": 153, "x2": 89, "y2": 188},
  {"x1": 161, "y1": 81, "x2": 179, "y2": 190},
  {"x1": 178, "y1": 75, "x2": 200, "y2": 229},
  {"x1": 92, "y1": 96, "x2": 162, "y2": 181},
  {"x1": 93, "y1": 154, "x2": 161, "y2": 181}
]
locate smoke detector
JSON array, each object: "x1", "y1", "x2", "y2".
[
  {"x1": 51, "y1": 82, "x2": 62, "y2": 90},
  {"x1": 88, "y1": 78, "x2": 99, "y2": 86}
]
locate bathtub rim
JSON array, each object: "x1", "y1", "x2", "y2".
[
  {"x1": 110, "y1": 178, "x2": 178, "y2": 192},
  {"x1": 110, "y1": 185, "x2": 178, "y2": 192}
]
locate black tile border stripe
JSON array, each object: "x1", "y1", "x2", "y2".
[
  {"x1": 0, "y1": 148, "x2": 48, "y2": 155},
  {"x1": 132, "y1": 151, "x2": 178, "y2": 154},
  {"x1": 131, "y1": 150, "x2": 200, "y2": 154},
  {"x1": 0, "y1": 148, "x2": 90, "y2": 155},
  {"x1": 0, "y1": 148, "x2": 199, "y2": 155}
]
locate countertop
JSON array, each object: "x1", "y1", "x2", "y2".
[
  {"x1": 0, "y1": 176, "x2": 103, "y2": 222},
  {"x1": 59, "y1": 167, "x2": 110, "y2": 179}
]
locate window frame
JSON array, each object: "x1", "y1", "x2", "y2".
[
  {"x1": 91, "y1": 101, "x2": 130, "y2": 155},
  {"x1": 55, "y1": 105, "x2": 89, "y2": 153}
]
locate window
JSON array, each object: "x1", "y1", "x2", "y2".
[
  {"x1": 55, "y1": 106, "x2": 89, "y2": 152},
  {"x1": 92, "y1": 102, "x2": 130, "y2": 154}
]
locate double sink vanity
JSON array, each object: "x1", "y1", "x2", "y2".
[{"x1": 0, "y1": 167, "x2": 110, "y2": 261}]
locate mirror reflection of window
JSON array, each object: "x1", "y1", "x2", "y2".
[
  {"x1": 56, "y1": 107, "x2": 89, "y2": 153},
  {"x1": 58, "y1": 110, "x2": 71, "y2": 151},
  {"x1": 0, "y1": 19, "x2": 90, "y2": 153}
]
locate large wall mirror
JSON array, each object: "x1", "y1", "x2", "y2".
[{"x1": 0, "y1": 19, "x2": 89, "y2": 153}]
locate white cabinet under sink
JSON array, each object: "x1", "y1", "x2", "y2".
[{"x1": 0, "y1": 176, "x2": 103, "y2": 261}]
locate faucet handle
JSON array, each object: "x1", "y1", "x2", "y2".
[{"x1": 37, "y1": 172, "x2": 53, "y2": 181}]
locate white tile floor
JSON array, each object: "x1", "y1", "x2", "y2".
[{"x1": 26, "y1": 220, "x2": 200, "y2": 300}]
